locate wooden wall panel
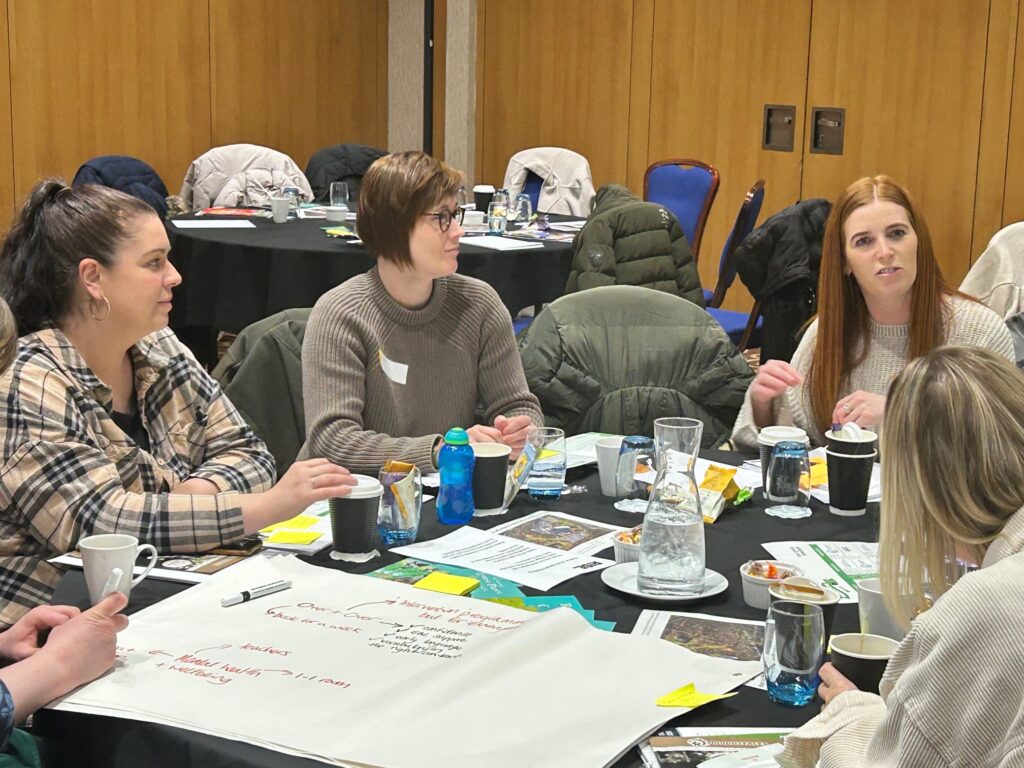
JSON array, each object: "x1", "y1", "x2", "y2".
[
  {"x1": 210, "y1": 0, "x2": 388, "y2": 170},
  {"x1": 1002, "y1": 2, "x2": 1024, "y2": 229},
  {"x1": 476, "y1": 0, "x2": 634, "y2": 188},
  {"x1": 801, "y1": 0, "x2": 990, "y2": 285},
  {"x1": 645, "y1": 0, "x2": 812, "y2": 312},
  {"x1": 972, "y1": 0, "x2": 1018, "y2": 262},
  {"x1": 8, "y1": 0, "x2": 212, "y2": 201},
  {"x1": 0, "y1": 1, "x2": 15, "y2": 221}
]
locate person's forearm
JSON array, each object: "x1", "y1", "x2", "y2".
[
  {"x1": 170, "y1": 478, "x2": 221, "y2": 495},
  {"x1": 751, "y1": 396, "x2": 775, "y2": 429},
  {"x1": 1, "y1": 655, "x2": 72, "y2": 723}
]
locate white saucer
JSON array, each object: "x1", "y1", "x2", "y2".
[{"x1": 600, "y1": 562, "x2": 729, "y2": 603}]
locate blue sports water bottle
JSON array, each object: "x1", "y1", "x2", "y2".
[{"x1": 436, "y1": 428, "x2": 475, "y2": 525}]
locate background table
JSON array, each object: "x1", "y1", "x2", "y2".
[
  {"x1": 166, "y1": 215, "x2": 575, "y2": 365},
  {"x1": 36, "y1": 452, "x2": 878, "y2": 768}
]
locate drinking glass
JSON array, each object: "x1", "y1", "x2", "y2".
[
  {"x1": 510, "y1": 193, "x2": 532, "y2": 226},
  {"x1": 487, "y1": 201, "x2": 508, "y2": 234},
  {"x1": 637, "y1": 418, "x2": 705, "y2": 595},
  {"x1": 763, "y1": 600, "x2": 824, "y2": 707},
  {"x1": 765, "y1": 441, "x2": 811, "y2": 517},
  {"x1": 525, "y1": 427, "x2": 566, "y2": 500},
  {"x1": 377, "y1": 465, "x2": 422, "y2": 547},
  {"x1": 615, "y1": 435, "x2": 656, "y2": 504},
  {"x1": 330, "y1": 181, "x2": 350, "y2": 210}
]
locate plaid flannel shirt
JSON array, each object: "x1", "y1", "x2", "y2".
[{"x1": 0, "y1": 328, "x2": 276, "y2": 627}]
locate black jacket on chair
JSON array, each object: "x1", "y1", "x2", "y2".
[
  {"x1": 73, "y1": 155, "x2": 169, "y2": 218},
  {"x1": 304, "y1": 143, "x2": 387, "y2": 203},
  {"x1": 734, "y1": 198, "x2": 831, "y2": 364}
]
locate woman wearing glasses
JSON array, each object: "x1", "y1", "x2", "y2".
[{"x1": 300, "y1": 151, "x2": 542, "y2": 474}]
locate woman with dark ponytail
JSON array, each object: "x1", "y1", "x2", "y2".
[{"x1": 0, "y1": 181, "x2": 355, "y2": 627}]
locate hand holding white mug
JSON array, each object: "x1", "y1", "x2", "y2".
[{"x1": 78, "y1": 534, "x2": 158, "y2": 605}]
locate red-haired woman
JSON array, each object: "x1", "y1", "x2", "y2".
[{"x1": 732, "y1": 175, "x2": 1012, "y2": 449}]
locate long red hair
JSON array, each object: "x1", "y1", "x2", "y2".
[{"x1": 807, "y1": 176, "x2": 961, "y2": 431}]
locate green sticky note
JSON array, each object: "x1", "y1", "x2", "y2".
[
  {"x1": 261, "y1": 514, "x2": 319, "y2": 533},
  {"x1": 656, "y1": 683, "x2": 736, "y2": 709},
  {"x1": 265, "y1": 530, "x2": 323, "y2": 545}
]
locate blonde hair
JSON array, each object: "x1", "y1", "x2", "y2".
[
  {"x1": 0, "y1": 297, "x2": 15, "y2": 373},
  {"x1": 881, "y1": 346, "x2": 1024, "y2": 625}
]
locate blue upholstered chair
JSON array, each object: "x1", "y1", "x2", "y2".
[
  {"x1": 643, "y1": 159, "x2": 720, "y2": 262},
  {"x1": 706, "y1": 180, "x2": 766, "y2": 349}
]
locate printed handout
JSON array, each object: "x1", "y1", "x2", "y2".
[
  {"x1": 761, "y1": 541, "x2": 879, "y2": 602},
  {"x1": 488, "y1": 510, "x2": 624, "y2": 556}
]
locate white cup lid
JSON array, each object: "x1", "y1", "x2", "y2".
[
  {"x1": 472, "y1": 184, "x2": 495, "y2": 193},
  {"x1": 757, "y1": 426, "x2": 809, "y2": 445},
  {"x1": 344, "y1": 474, "x2": 383, "y2": 499}
]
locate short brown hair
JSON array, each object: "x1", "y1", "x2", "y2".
[{"x1": 357, "y1": 151, "x2": 463, "y2": 267}]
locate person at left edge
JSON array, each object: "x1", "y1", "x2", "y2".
[{"x1": 0, "y1": 181, "x2": 354, "y2": 628}]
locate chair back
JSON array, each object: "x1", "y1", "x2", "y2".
[
  {"x1": 304, "y1": 143, "x2": 387, "y2": 203},
  {"x1": 73, "y1": 155, "x2": 169, "y2": 218},
  {"x1": 643, "y1": 159, "x2": 720, "y2": 261},
  {"x1": 709, "y1": 179, "x2": 766, "y2": 308},
  {"x1": 522, "y1": 170, "x2": 544, "y2": 211}
]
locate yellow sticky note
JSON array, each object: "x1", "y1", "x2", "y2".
[
  {"x1": 809, "y1": 461, "x2": 829, "y2": 487},
  {"x1": 413, "y1": 572, "x2": 480, "y2": 596},
  {"x1": 261, "y1": 514, "x2": 320, "y2": 533},
  {"x1": 656, "y1": 683, "x2": 737, "y2": 709},
  {"x1": 265, "y1": 530, "x2": 323, "y2": 545}
]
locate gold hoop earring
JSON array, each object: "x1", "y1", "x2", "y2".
[{"x1": 89, "y1": 296, "x2": 111, "y2": 322}]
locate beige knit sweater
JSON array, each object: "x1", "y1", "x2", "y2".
[
  {"x1": 299, "y1": 267, "x2": 542, "y2": 474},
  {"x1": 778, "y1": 507, "x2": 1024, "y2": 767},
  {"x1": 732, "y1": 296, "x2": 1014, "y2": 450}
]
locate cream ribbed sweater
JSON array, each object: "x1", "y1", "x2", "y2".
[
  {"x1": 731, "y1": 296, "x2": 1014, "y2": 450},
  {"x1": 299, "y1": 267, "x2": 542, "y2": 474},
  {"x1": 778, "y1": 507, "x2": 1024, "y2": 768}
]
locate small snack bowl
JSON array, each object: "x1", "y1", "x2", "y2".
[
  {"x1": 612, "y1": 525, "x2": 643, "y2": 563},
  {"x1": 325, "y1": 205, "x2": 348, "y2": 222},
  {"x1": 739, "y1": 559, "x2": 802, "y2": 610}
]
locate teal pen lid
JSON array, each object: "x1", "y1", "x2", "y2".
[{"x1": 443, "y1": 427, "x2": 470, "y2": 445}]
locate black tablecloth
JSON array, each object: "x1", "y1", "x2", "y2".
[
  {"x1": 166, "y1": 215, "x2": 575, "y2": 336},
  {"x1": 36, "y1": 452, "x2": 879, "y2": 767}
]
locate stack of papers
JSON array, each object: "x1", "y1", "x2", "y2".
[{"x1": 459, "y1": 235, "x2": 544, "y2": 251}]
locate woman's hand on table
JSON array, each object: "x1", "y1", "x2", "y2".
[
  {"x1": 467, "y1": 424, "x2": 503, "y2": 445},
  {"x1": 0, "y1": 605, "x2": 80, "y2": 662},
  {"x1": 242, "y1": 458, "x2": 355, "y2": 533},
  {"x1": 750, "y1": 360, "x2": 803, "y2": 427},
  {"x1": 818, "y1": 662, "x2": 858, "y2": 704},
  {"x1": 493, "y1": 415, "x2": 533, "y2": 459},
  {"x1": 832, "y1": 390, "x2": 885, "y2": 430}
]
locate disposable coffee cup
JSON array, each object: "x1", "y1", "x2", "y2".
[
  {"x1": 857, "y1": 577, "x2": 908, "y2": 641},
  {"x1": 472, "y1": 443, "x2": 511, "y2": 515},
  {"x1": 756, "y1": 426, "x2": 809, "y2": 488},
  {"x1": 826, "y1": 449, "x2": 876, "y2": 516},
  {"x1": 329, "y1": 474, "x2": 383, "y2": 555},
  {"x1": 325, "y1": 205, "x2": 347, "y2": 222},
  {"x1": 825, "y1": 427, "x2": 878, "y2": 456},
  {"x1": 830, "y1": 633, "x2": 899, "y2": 694},
  {"x1": 769, "y1": 576, "x2": 841, "y2": 640},
  {"x1": 79, "y1": 533, "x2": 158, "y2": 605},
  {"x1": 473, "y1": 184, "x2": 495, "y2": 212},
  {"x1": 270, "y1": 196, "x2": 290, "y2": 224},
  {"x1": 595, "y1": 436, "x2": 624, "y2": 497}
]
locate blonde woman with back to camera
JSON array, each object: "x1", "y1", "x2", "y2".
[
  {"x1": 779, "y1": 346, "x2": 1024, "y2": 767},
  {"x1": 731, "y1": 175, "x2": 1013, "y2": 449},
  {"x1": 0, "y1": 181, "x2": 355, "y2": 627}
]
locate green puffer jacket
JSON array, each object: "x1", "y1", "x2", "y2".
[
  {"x1": 519, "y1": 286, "x2": 752, "y2": 446},
  {"x1": 565, "y1": 185, "x2": 705, "y2": 307},
  {"x1": 212, "y1": 308, "x2": 311, "y2": 475}
]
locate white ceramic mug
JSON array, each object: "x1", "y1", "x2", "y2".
[
  {"x1": 269, "y1": 196, "x2": 290, "y2": 224},
  {"x1": 857, "y1": 577, "x2": 908, "y2": 641},
  {"x1": 595, "y1": 436, "x2": 624, "y2": 497},
  {"x1": 79, "y1": 534, "x2": 158, "y2": 605}
]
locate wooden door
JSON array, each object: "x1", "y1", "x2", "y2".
[
  {"x1": 642, "y1": 0, "x2": 813, "y2": 312},
  {"x1": 801, "y1": 0, "x2": 991, "y2": 285},
  {"x1": 475, "y1": 0, "x2": 635, "y2": 189}
]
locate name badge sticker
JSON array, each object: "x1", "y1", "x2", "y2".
[{"x1": 378, "y1": 350, "x2": 409, "y2": 385}]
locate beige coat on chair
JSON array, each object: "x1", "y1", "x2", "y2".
[
  {"x1": 502, "y1": 147, "x2": 596, "y2": 216},
  {"x1": 180, "y1": 143, "x2": 313, "y2": 210}
]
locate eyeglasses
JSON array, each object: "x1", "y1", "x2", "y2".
[{"x1": 423, "y1": 206, "x2": 465, "y2": 232}]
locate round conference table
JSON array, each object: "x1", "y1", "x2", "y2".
[
  {"x1": 36, "y1": 451, "x2": 878, "y2": 768},
  {"x1": 166, "y1": 214, "x2": 575, "y2": 366}
]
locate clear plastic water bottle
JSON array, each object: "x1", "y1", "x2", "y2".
[{"x1": 436, "y1": 427, "x2": 475, "y2": 525}]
